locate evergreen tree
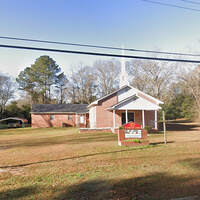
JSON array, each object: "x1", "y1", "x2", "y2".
[{"x1": 17, "y1": 56, "x2": 64, "y2": 104}]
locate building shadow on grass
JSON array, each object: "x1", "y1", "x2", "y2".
[
  {"x1": 53, "y1": 172, "x2": 200, "y2": 200},
  {"x1": 0, "y1": 186, "x2": 38, "y2": 200},
  {"x1": 0, "y1": 145, "x2": 159, "y2": 168}
]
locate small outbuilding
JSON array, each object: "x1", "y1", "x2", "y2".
[{"x1": 0, "y1": 117, "x2": 28, "y2": 128}]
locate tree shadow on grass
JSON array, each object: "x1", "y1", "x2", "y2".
[
  {"x1": 0, "y1": 145, "x2": 158, "y2": 168},
  {"x1": 0, "y1": 186, "x2": 38, "y2": 200},
  {"x1": 168, "y1": 119, "x2": 193, "y2": 123},
  {"x1": 159, "y1": 121, "x2": 200, "y2": 132},
  {"x1": 178, "y1": 158, "x2": 200, "y2": 171},
  {"x1": 53, "y1": 172, "x2": 200, "y2": 200}
]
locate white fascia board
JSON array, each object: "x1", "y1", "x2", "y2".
[
  {"x1": 88, "y1": 100, "x2": 98, "y2": 108},
  {"x1": 129, "y1": 86, "x2": 164, "y2": 104},
  {"x1": 117, "y1": 107, "x2": 161, "y2": 111},
  {"x1": 114, "y1": 95, "x2": 161, "y2": 110},
  {"x1": 76, "y1": 112, "x2": 89, "y2": 114}
]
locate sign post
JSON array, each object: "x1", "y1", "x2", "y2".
[{"x1": 118, "y1": 129, "x2": 122, "y2": 146}]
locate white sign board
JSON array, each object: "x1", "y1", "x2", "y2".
[{"x1": 125, "y1": 129, "x2": 142, "y2": 139}]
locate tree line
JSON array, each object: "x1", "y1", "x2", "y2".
[{"x1": 0, "y1": 55, "x2": 199, "y2": 121}]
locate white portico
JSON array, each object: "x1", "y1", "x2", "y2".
[{"x1": 108, "y1": 85, "x2": 162, "y2": 129}]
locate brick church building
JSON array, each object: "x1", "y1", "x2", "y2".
[
  {"x1": 31, "y1": 84, "x2": 163, "y2": 130},
  {"x1": 31, "y1": 56, "x2": 163, "y2": 130}
]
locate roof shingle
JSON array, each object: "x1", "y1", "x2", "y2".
[{"x1": 31, "y1": 104, "x2": 88, "y2": 113}]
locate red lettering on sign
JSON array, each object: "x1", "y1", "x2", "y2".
[{"x1": 123, "y1": 122, "x2": 142, "y2": 129}]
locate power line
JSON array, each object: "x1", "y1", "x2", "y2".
[
  {"x1": 0, "y1": 44, "x2": 200, "y2": 63},
  {"x1": 0, "y1": 36, "x2": 200, "y2": 57},
  {"x1": 140, "y1": 0, "x2": 200, "y2": 12},
  {"x1": 178, "y1": 0, "x2": 200, "y2": 5}
]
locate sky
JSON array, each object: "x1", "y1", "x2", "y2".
[{"x1": 0, "y1": 0, "x2": 200, "y2": 77}]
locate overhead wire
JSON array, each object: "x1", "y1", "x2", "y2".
[
  {"x1": 0, "y1": 44, "x2": 200, "y2": 63},
  {"x1": 140, "y1": 0, "x2": 200, "y2": 12},
  {"x1": 178, "y1": 0, "x2": 200, "y2": 5},
  {"x1": 0, "y1": 36, "x2": 200, "y2": 57}
]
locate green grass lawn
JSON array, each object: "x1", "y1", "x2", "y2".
[{"x1": 0, "y1": 121, "x2": 200, "y2": 200}]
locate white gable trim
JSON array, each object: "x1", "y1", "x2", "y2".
[
  {"x1": 88, "y1": 85, "x2": 164, "y2": 108},
  {"x1": 110, "y1": 95, "x2": 161, "y2": 111},
  {"x1": 132, "y1": 86, "x2": 164, "y2": 105}
]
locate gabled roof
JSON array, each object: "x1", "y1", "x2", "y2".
[
  {"x1": 88, "y1": 85, "x2": 163, "y2": 108},
  {"x1": 136, "y1": 89, "x2": 164, "y2": 105},
  {"x1": 31, "y1": 104, "x2": 89, "y2": 114},
  {"x1": 88, "y1": 85, "x2": 132, "y2": 107},
  {"x1": 108, "y1": 95, "x2": 138, "y2": 109}
]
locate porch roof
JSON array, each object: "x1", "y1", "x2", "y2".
[{"x1": 108, "y1": 94, "x2": 161, "y2": 111}]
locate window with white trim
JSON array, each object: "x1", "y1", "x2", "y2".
[
  {"x1": 50, "y1": 115, "x2": 54, "y2": 120},
  {"x1": 121, "y1": 112, "x2": 134, "y2": 124},
  {"x1": 68, "y1": 115, "x2": 73, "y2": 120},
  {"x1": 80, "y1": 116, "x2": 84, "y2": 124}
]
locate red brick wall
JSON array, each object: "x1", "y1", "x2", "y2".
[
  {"x1": 95, "y1": 108, "x2": 144, "y2": 129},
  {"x1": 135, "y1": 110, "x2": 143, "y2": 125},
  {"x1": 96, "y1": 94, "x2": 118, "y2": 128},
  {"x1": 115, "y1": 110, "x2": 122, "y2": 127},
  {"x1": 144, "y1": 110, "x2": 155, "y2": 128},
  {"x1": 31, "y1": 113, "x2": 89, "y2": 128}
]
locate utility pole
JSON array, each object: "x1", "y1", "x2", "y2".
[{"x1": 162, "y1": 111, "x2": 167, "y2": 144}]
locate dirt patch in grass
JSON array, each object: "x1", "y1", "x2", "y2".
[{"x1": 0, "y1": 167, "x2": 24, "y2": 176}]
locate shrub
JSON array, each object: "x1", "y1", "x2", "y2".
[{"x1": 144, "y1": 126, "x2": 152, "y2": 133}]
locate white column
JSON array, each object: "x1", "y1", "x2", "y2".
[
  {"x1": 75, "y1": 113, "x2": 78, "y2": 127},
  {"x1": 113, "y1": 110, "x2": 116, "y2": 128},
  {"x1": 125, "y1": 109, "x2": 128, "y2": 124},
  {"x1": 155, "y1": 110, "x2": 158, "y2": 129},
  {"x1": 142, "y1": 110, "x2": 145, "y2": 128}
]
